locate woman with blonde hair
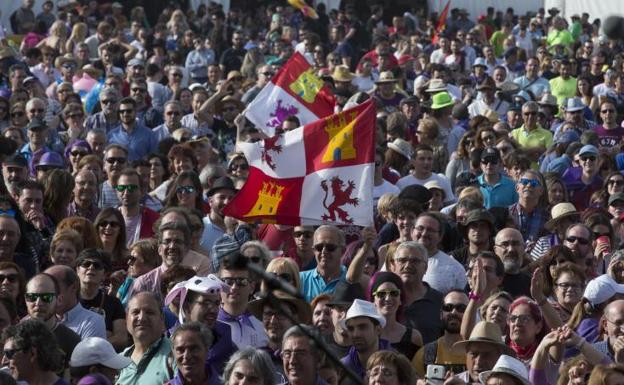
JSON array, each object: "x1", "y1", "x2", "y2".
[
  {"x1": 167, "y1": 10, "x2": 189, "y2": 34},
  {"x1": 66, "y1": 22, "x2": 88, "y2": 54},
  {"x1": 37, "y1": 20, "x2": 68, "y2": 54},
  {"x1": 261, "y1": 257, "x2": 301, "y2": 293},
  {"x1": 587, "y1": 364, "x2": 624, "y2": 385},
  {"x1": 49, "y1": 229, "x2": 84, "y2": 266}
]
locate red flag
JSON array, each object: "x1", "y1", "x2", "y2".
[
  {"x1": 432, "y1": 0, "x2": 451, "y2": 45},
  {"x1": 224, "y1": 100, "x2": 376, "y2": 227},
  {"x1": 245, "y1": 52, "x2": 335, "y2": 136}
]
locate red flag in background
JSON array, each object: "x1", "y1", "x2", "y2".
[{"x1": 432, "y1": 0, "x2": 451, "y2": 45}]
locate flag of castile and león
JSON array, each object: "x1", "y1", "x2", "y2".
[
  {"x1": 224, "y1": 100, "x2": 375, "y2": 227},
  {"x1": 244, "y1": 51, "x2": 335, "y2": 136}
]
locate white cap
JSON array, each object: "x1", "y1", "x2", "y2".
[
  {"x1": 164, "y1": 275, "x2": 230, "y2": 324},
  {"x1": 584, "y1": 274, "x2": 624, "y2": 307},
  {"x1": 340, "y1": 299, "x2": 386, "y2": 329},
  {"x1": 69, "y1": 337, "x2": 132, "y2": 369}
]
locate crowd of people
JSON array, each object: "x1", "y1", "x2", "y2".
[{"x1": 1, "y1": 1, "x2": 624, "y2": 385}]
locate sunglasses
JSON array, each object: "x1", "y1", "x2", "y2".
[
  {"x1": 609, "y1": 179, "x2": 624, "y2": 186},
  {"x1": 230, "y1": 163, "x2": 249, "y2": 171},
  {"x1": 70, "y1": 150, "x2": 88, "y2": 157},
  {"x1": 2, "y1": 348, "x2": 24, "y2": 359},
  {"x1": 115, "y1": 184, "x2": 139, "y2": 193},
  {"x1": 0, "y1": 273, "x2": 18, "y2": 283},
  {"x1": 166, "y1": 110, "x2": 181, "y2": 116},
  {"x1": 442, "y1": 303, "x2": 468, "y2": 313},
  {"x1": 98, "y1": 220, "x2": 120, "y2": 228},
  {"x1": 293, "y1": 231, "x2": 313, "y2": 238},
  {"x1": 176, "y1": 185, "x2": 196, "y2": 194},
  {"x1": 10, "y1": 111, "x2": 24, "y2": 117},
  {"x1": 481, "y1": 158, "x2": 498, "y2": 165},
  {"x1": 101, "y1": 99, "x2": 117, "y2": 105},
  {"x1": 518, "y1": 178, "x2": 540, "y2": 187},
  {"x1": 24, "y1": 292, "x2": 55, "y2": 303},
  {"x1": 314, "y1": 243, "x2": 338, "y2": 252},
  {"x1": 580, "y1": 156, "x2": 596, "y2": 162},
  {"x1": 78, "y1": 260, "x2": 105, "y2": 270},
  {"x1": 106, "y1": 157, "x2": 126, "y2": 164},
  {"x1": 373, "y1": 289, "x2": 400, "y2": 299},
  {"x1": 565, "y1": 236, "x2": 590, "y2": 245},
  {"x1": 221, "y1": 277, "x2": 250, "y2": 287},
  {"x1": 602, "y1": 109, "x2": 615, "y2": 113},
  {"x1": 119, "y1": 109, "x2": 135, "y2": 114}
]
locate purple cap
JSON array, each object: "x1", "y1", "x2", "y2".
[{"x1": 35, "y1": 151, "x2": 64, "y2": 169}]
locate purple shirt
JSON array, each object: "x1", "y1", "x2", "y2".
[
  {"x1": 165, "y1": 363, "x2": 223, "y2": 385},
  {"x1": 594, "y1": 125, "x2": 624, "y2": 148}
]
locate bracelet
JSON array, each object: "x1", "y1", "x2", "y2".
[{"x1": 468, "y1": 292, "x2": 481, "y2": 302}]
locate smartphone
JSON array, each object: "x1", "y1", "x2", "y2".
[{"x1": 426, "y1": 364, "x2": 446, "y2": 385}]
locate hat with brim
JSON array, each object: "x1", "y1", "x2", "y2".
[
  {"x1": 26, "y1": 118, "x2": 48, "y2": 132},
  {"x1": 206, "y1": 176, "x2": 237, "y2": 197},
  {"x1": 538, "y1": 93, "x2": 558, "y2": 107},
  {"x1": 216, "y1": 96, "x2": 244, "y2": 114},
  {"x1": 327, "y1": 281, "x2": 364, "y2": 307},
  {"x1": 609, "y1": 192, "x2": 624, "y2": 206},
  {"x1": 78, "y1": 64, "x2": 103, "y2": 80},
  {"x1": 35, "y1": 152, "x2": 64, "y2": 169},
  {"x1": 453, "y1": 321, "x2": 514, "y2": 355},
  {"x1": 425, "y1": 79, "x2": 448, "y2": 93},
  {"x1": 479, "y1": 355, "x2": 531, "y2": 385},
  {"x1": 498, "y1": 81, "x2": 520, "y2": 93},
  {"x1": 4, "y1": 154, "x2": 28, "y2": 168},
  {"x1": 248, "y1": 291, "x2": 312, "y2": 324},
  {"x1": 339, "y1": 299, "x2": 386, "y2": 329},
  {"x1": 458, "y1": 209, "x2": 496, "y2": 236},
  {"x1": 544, "y1": 202, "x2": 579, "y2": 231},
  {"x1": 473, "y1": 57, "x2": 487, "y2": 68},
  {"x1": 332, "y1": 65, "x2": 355, "y2": 82},
  {"x1": 375, "y1": 71, "x2": 397, "y2": 84},
  {"x1": 431, "y1": 91, "x2": 454, "y2": 109},
  {"x1": 564, "y1": 97, "x2": 585, "y2": 112},
  {"x1": 387, "y1": 138, "x2": 413, "y2": 160},
  {"x1": 424, "y1": 180, "x2": 445, "y2": 195},
  {"x1": 55, "y1": 55, "x2": 77, "y2": 70},
  {"x1": 477, "y1": 77, "x2": 497, "y2": 91}
]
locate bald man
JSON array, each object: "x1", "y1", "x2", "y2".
[
  {"x1": 45, "y1": 265, "x2": 106, "y2": 339},
  {"x1": 493, "y1": 228, "x2": 531, "y2": 297},
  {"x1": 594, "y1": 299, "x2": 624, "y2": 362}
]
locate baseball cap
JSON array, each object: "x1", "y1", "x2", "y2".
[
  {"x1": 70, "y1": 337, "x2": 132, "y2": 369},
  {"x1": 3, "y1": 154, "x2": 28, "y2": 168},
  {"x1": 480, "y1": 147, "x2": 501, "y2": 163},
  {"x1": 578, "y1": 144, "x2": 599, "y2": 157},
  {"x1": 584, "y1": 274, "x2": 624, "y2": 308},
  {"x1": 26, "y1": 118, "x2": 48, "y2": 131}
]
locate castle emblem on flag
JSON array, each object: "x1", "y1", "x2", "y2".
[
  {"x1": 321, "y1": 176, "x2": 359, "y2": 223},
  {"x1": 322, "y1": 111, "x2": 357, "y2": 163},
  {"x1": 261, "y1": 135, "x2": 283, "y2": 170},
  {"x1": 244, "y1": 181, "x2": 285, "y2": 219},
  {"x1": 289, "y1": 68, "x2": 324, "y2": 103}
]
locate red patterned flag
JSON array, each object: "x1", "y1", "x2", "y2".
[
  {"x1": 224, "y1": 100, "x2": 375, "y2": 227},
  {"x1": 432, "y1": 0, "x2": 451, "y2": 45},
  {"x1": 244, "y1": 52, "x2": 335, "y2": 136}
]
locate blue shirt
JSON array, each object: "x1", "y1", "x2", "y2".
[
  {"x1": 107, "y1": 123, "x2": 158, "y2": 161},
  {"x1": 60, "y1": 302, "x2": 107, "y2": 339},
  {"x1": 478, "y1": 174, "x2": 518, "y2": 209},
  {"x1": 299, "y1": 265, "x2": 347, "y2": 303}
]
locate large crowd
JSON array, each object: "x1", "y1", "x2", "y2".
[{"x1": 0, "y1": 1, "x2": 624, "y2": 385}]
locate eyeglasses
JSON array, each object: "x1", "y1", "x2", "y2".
[
  {"x1": 269, "y1": 272, "x2": 293, "y2": 283},
  {"x1": 393, "y1": 256, "x2": 425, "y2": 265},
  {"x1": 0, "y1": 273, "x2": 18, "y2": 283},
  {"x1": 246, "y1": 255, "x2": 263, "y2": 264},
  {"x1": 442, "y1": 303, "x2": 467, "y2": 313},
  {"x1": 119, "y1": 109, "x2": 135, "y2": 114},
  {"x1": 98, "y1": 220, "x2": 120, "y2": 228},
  {"x1": 609, "y1": 179, "x2": 624, "y2": 186},
  {"x1": 70, "y1": 150, "x2": 88, "y2": 157},
  {"x1": 555, "y1": 282, "x2": 582, "y2": 291},
  {"x1": 281, "y1": 349, "x2": 308, "y2": 360},
  {"x1": 101, "y1": 99, "x2": 117, "y2": 105},
  {"x1": 106, "y1": 157, "x2": 126, "y2": 164},
  {"x1": 78, "y1": 260, "x2": 105, "y2": 270},
  {"x1": 229, "y1": 163, "x2": 249, "y2": 171},
  {"x1": 565, "y1": 236, "x2": 590, "y2": 245},
  {"x1": 10, "y1": 111, "x2": 24, "y2": 117},
  {"x1": 261, "y1": 71, "x2": 275, "y2": 76},
  {"x1": 114, "y1": 184, "x2": 139, "y2": 193},
  {"x1": 373, "y1": 289, "x2": 400, "y2": 299},
  {"x1": 313, "y1": 243, "x2": 339, "y2": 252},
  {"x1": 508, "y1": 314, "x2": 533, "y2": 324},
  {"x1": 131, "y1": 88, "x2": 147, "y2": 93},
  {"x1": 518, "y1": 178, "x2": 540, "y2": 187},
  {"x1": 293, "y1": 231, "x2": 313, "y2": 238},
  {"x1": 176, "y1": 185, "x2": 196, "y2": 194},
  {"x1": 481, "y1": 158, "x2": 498, "y2": 165},
  {"x1": 221, "y1": 277, "x2": 250, "y2": 287},
  {"x1": 602, "y1": 109, "x2": 616, "y2": 113},
  {"x1": 24, "y1": 292, "x2": 55, "y2": 303},
  {"x1": 580, "y1": 156, "x2": 596, "y2": 162},
  {"x1": 2, "y1": 348, "x2": 25, "y2": 359}
]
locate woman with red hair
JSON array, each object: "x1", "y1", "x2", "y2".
[{"x1": 507, "y1": 296, "x2": 547, "y2": 365}]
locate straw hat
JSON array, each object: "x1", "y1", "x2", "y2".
[
  {"x1": 78, "y1": 64, "x2": 103, "y2": 80},
  {"x1": 387, "y1": 138, "x2": 413, "y2": 160},
  {"x1": 248, "y1": 291, "x2": 312, "y2": 324},
  {"x1": 477, "y1": 77, "x2": 497, "y2": 91},
  {"x1": 544, "y1": 203, "x2": 579, "y2": 231},
  {"x1": 375, "y1": 71, "x2": 398, "y2": 84},
  {"x1": 332, "y1": 65, "x2": 355, "y2": 82},
  {"x1": 216, "y1": 96, "x2": 244, "y2": 114},
  {"x1": 426, "y1": 79, "x2": 448, "y2": 93},
  {"x1": 453, "y1": 321, "x2": 514, "y2": 354}
]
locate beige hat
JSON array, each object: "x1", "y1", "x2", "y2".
[
  {"x1": 332, "y1": 65, "x2": 355, "y2": 82},
  {"x1": 538, "y1": 93, "x2": 558, "y2": 107},
  {"x1": 544, "y1": 202, "x2": 579, "y2": 231},
  {"x1": 248, "y1": 291, "x2": 312, "y2": 324},
  {"x1": 453, "y1": 321, "x2": 514, "y2": 354},
  {"x1": 425, "y1": 79, "x2": 447, "y2": 93},
  {"x1": 483, "y1": 109, "x2": 499, "y2": 123},
  {"x1": 375, "y1": 71, "x2": 397, "y2": 84},
  {"x1": 387, "y1": 138, "x2": 413, "y2": 160},
  {"x1": 424, "y1": 180, "x2": 445, "y2": 195}
]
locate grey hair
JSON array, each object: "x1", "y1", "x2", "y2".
[
  {"x1": 222, "y1": 348, "x2": 277, "y2": 385},
  {"x1": 281, "y1": 324, "x2": 324, "y2": 361},
  {"x1": 522, "y1": 101, "x2": 539, "y2": 111},
  {"x1": 164, "y1": 100, "x2": 182, "y2": 111},
  {"x1": 171, "y1": 321, "x2": 214, "y2": 350},
  {"x1": 199, "y1": 163, "x2": 226, "y2": 189},
  {"x1": 240, "y1": 241, "x2": 271, "y2": 269},
  {"x1": 395, "y1": 241, "x2": 428, "y2": 259},
  {"x1": 100, "y1": 87, "x2": 120, "y2": 101},
  {"x1": 26, "y1": 97, "x2": 46, "y2": 110},
  {"x1": 87, "y1": 128, "x2": 106, "y2": 138},
  {"x1": 314, "y1": 225, "x2": 345, "y2": 246}
]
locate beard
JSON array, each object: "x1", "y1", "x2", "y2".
[
  {"x1": 442, "y1": 314, "x2": 462, "y2": 334},
  {"x1": 503, "y1": 250, "x2": 522, "y2": 274}
]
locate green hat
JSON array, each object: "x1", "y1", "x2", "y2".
[{"x1": 431, "y1": 92, "x2": 454, "y2": 110}]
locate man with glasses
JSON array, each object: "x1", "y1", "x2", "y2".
[
  {"x1": 25, "y1": 273, "x2": 81, "y2": 364},
  {"x1": 217, "y1": 255, "x2": 268, "y2": 348},
  {"x1": 284, "y1": 226, "x2": 316, "y2": 271},
  {"x1": 153, "y1": 101, "x2": 185, "y2": 142},
  {"x1": 131, "y1": 79, "x2": 164, "y2": 129},
  {"x1": 593, "y1": 299, "x2": 624, "y2": 362},
  {"x1": 85, "y1": 87, "x2": 120, "y2": 133},
  {"x1": 511, "y1": 101, "x2": 553, "y2": 165},
  {"x1": 563, "y1": 224, "x2": 594, "y2": 272},
  {"x1": 509, "y1": 170, "x2": 548, "y2": 244},
  {"x1": 99, "y1": 144, "x2": 128, "y2": 208},
  {"x1": 130, "y1": 222, "x2": 191, "y2": 299},
  {"x1": 107, "y1": 97, "x2": 157, "y2": 162},
  {"x1": 413, "y1": 290, "x2": 469, "y2": 376},
  {"x1": 45, "y1": 264, "x2": 106, "y2": 338},
  {"x1": 281, "y1": 325, "x2": 326, "y2": 385},
  {"x1": 414, "y1": 213, "x2": 467, "y2": 294},
  {"x1": 478, "y1": 147, "x2": 518, "y2": 209},
  {"x1": 114, "y1": 168, "x2": 158, "y2": 247},
  {"x1": 594, "y1": 99, "x2": 624, "y2": 154},
  {"x1": 67, "y1": 169, "x2": 99, "y2": 221},
  {"x1": 300, "y1": 225, "x2": 348, "y2": 303},
  {"x1": 562, "y1": 144, "x2": 603, "y2": 211},
  {"x1": 493, "y1": 228, "x2": 531, "y2": 298},
  {"x1": 242, "y1": 64, "x2": 274, "y2": 105}
]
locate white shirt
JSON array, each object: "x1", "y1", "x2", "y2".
[
  {"x1": 423, "y1": 250, "x2": 468, "y2": 294},
  {"x1": 218, "y1": 310, "x2": 269, "y2": 349},
  {"x1": 396, "y1": 173, "x2": 455, "y2": 204}
]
